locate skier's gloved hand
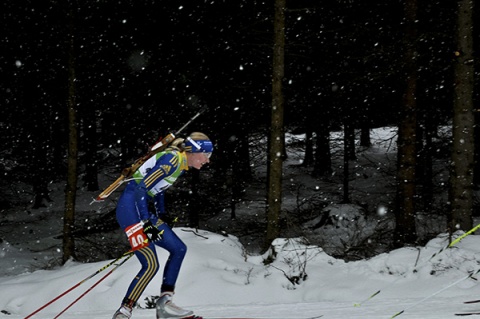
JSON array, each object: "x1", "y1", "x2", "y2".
[{"x1": 143, "y1": 220, "x2": 163, "y2": 242}]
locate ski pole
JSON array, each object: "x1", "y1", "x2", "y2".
[
  {"x1": 53, "y1": 253, "x2": 134, "y2": 318},
  {"x1": 354, "y1": 227, "x2": 480, "y2": 308},
  {"x1": 450, "y1": 223, "x2": 480, "y2": 247},
  {"x1": 389, "y1": 268, "x2": 480, "y2": 318},
  {"x1": 24, "y1": 250, "x2": 134, "y2": 319}
]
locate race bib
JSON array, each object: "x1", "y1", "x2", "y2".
[{"x1": 125, "y1": 222, "x2": 148, "y2": 250}]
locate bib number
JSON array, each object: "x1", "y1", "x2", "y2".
[{"x1": 125, "y1": 222, "x2": 148, "y2": 250}]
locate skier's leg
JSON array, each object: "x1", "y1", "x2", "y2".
[
  {"x1": 155, "y1": 224, "x2": 187, "y2": 291},
  {"x1": 154, "y1": 225, "x2": 192, "y2": 318},
  {"x1": 113, "y1": 244, "x2": 159, "y2": 318}
]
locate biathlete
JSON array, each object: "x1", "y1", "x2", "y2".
[{"x1": 113, "y1": 132, "x2": 213, "y2": 319}]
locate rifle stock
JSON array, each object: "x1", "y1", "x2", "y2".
[
  {"x1": 94, "y1": 133, "x2": 176, "y2": 202},
  {"x1": 93, "y1": 108, "x2": 206, "y2": 203}
]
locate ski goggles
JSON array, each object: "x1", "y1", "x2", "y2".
[{"x1": 185, "y1": 137, "x2": 214, "y2": 153}]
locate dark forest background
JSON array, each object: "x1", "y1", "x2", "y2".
[{"x1": 0, "y1": 1, "x2": 479, "y2": 261}]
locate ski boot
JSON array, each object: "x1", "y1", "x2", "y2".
[
  {"x1": 156, "y1": 292, "x2": 194, "y2": 319},
  {"x1": 112, "y1": 305, "x2": 132, "y2": 319}
]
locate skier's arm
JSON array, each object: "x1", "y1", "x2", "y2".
[
  {"x1": 133, "y1": 182, "x2": 154, "y2": 222},
  {"x1": 154, "y1": 192, "x2": 165, "y2": 214},
  {"x1": 134, "y1": 154, "x2": 177, "y2": 223},
  {"x1": 154, "y1": 192, "x2": 176, "y2": 225}
]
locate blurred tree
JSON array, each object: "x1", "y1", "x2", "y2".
[
  {"x1": 394, "y1": 0, "x2": 418, "y2": 247},
  {"x1": 81, "y1": 104, "x2": 99, "y2": 192},
  {"x1": 415, "y1": 0, "x2": 456, "y2": 214},
  {"x1": 17, "y1": 1, "x2": 67, "y2": 209},
  {"x1": 265, "y1": 0, "x2": 286, "y2": 251},
  {"x1": 312, "y1": 118, "x2": 332, "y2": 178},
  {"x1": 63, "y1": 0, "x2": 78, "y2": 263},
  {"x1": 359, "y1": 126, "x2": 372, "y2": 148},
  {"x1": 342, "y1": 122, "x2": 353, "y2": 203},
  {"x1": 448, "y1": 0, "x2": 475, "y2": 233}
]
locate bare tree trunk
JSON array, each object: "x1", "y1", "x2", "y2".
[
  {"x1": 360, "y1": 126, "x2": 371, "y2": 148},
  {"x1": 30, "y1": 81, "x2": 53, "y2": 209},
  {"x1": 303, "y1": 128, "x2": 314, "y2": 166},
  {"x1": 345, "y1": 122, "x2": 356, "y2": 161},
  {"x1": 394, "y1": 0, "x2": 418, "y2": 247},
  {"x1": 449, "y1": 0, "x2": 474, "y2": 232},
  {"x1": 422, "y1": 114, "x2": 435, "y2": 211},
  {"x1": 342, "y1": 123, "x2": 352, "y2": 203},
  {"x1": 63, "y1": 1, "x2": 78, "y2": 263},
  {"x1": 265, "y1": 0, "x2": 285, "y2": 251},
  {"x1": 83, "y1": 106, "x2": 99, "y2": 192},
  {"x1": 312, "y1": 121, "x2": 332, "y2": 178}
]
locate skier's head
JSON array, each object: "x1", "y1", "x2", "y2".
[
  {"x1": 184, "y1": 132, "x2": 213, "y2": 154},
  {"x1": 184, "y1": 132, "x2": 213, "y2": 169}
]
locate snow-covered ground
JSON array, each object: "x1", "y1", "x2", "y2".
[
  {"x1": 2, "y1": 228, "x2": 480, "y2": 318},
  {"x1": 3, "y1": 126, "x2": 480, "y2": 319}
]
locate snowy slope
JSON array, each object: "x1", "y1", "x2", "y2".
[{"x1": 2, "y1": 228, "x2": 480, "y2": 319}]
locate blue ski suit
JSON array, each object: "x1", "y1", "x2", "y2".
[{"x1": 116, "y1": 148, "x2": 189, "y2": 306}]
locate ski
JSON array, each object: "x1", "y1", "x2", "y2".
[
  {"x1": 92, "y1": 107, "x2": 206, "y2": 203},
  {"x1": 198, "y1": 315, "x2": 323, "y2": 319},
  {"x1": 465, "y1": 300, "x2": 480, "y2": 304},
  {"x1": 456, "y1": 312, "x2": 480, "y2": 316}
]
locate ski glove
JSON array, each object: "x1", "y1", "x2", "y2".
[{"x1": 143, "y1": 220, "x2": 163, "y2": 242}]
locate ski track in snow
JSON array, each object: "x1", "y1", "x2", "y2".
[{"x1": 7, "y1": 299, "x2": 480, "y2": 319}]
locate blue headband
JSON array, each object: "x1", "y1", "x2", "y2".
[{"x1": 185, "y1": 137, "x2": 214, "y2": 153}]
